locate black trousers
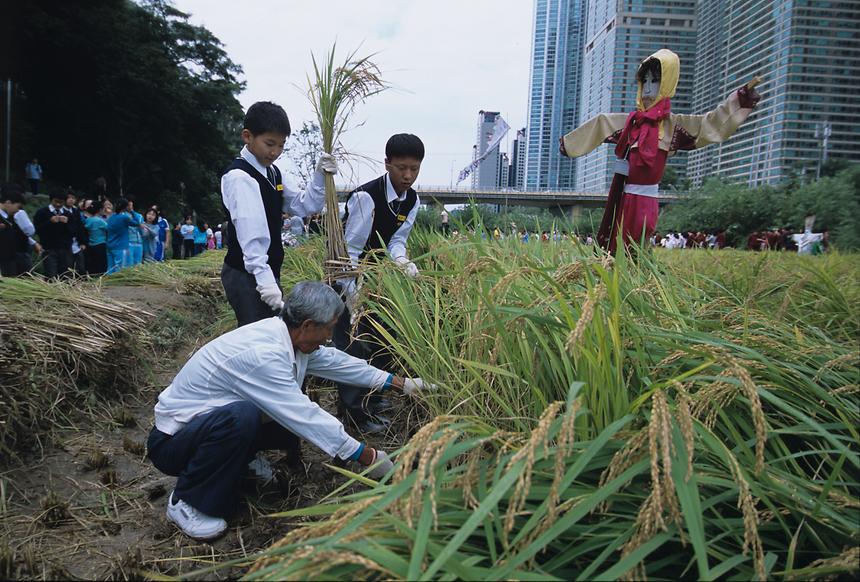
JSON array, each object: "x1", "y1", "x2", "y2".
[
  {"x1": 42, "y1": 248, "x2": 73, "y2": 279},
  {"x1": 147, "y1": 401, "x2": 299, "y2": 518},
  {"x1": 332, "y1": 293, "x2": 396, "y2": 423},
  {"x1": 182, "y1": 239, "x2": 194, "y2": 259},
  {"x1": 221, "y1": 262, "x2": 280, "y2": 327},
  {"x1": 84, "y1": 243, "x2": 107, "y2": 275}
]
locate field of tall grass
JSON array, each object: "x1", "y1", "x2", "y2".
[{"x1": 243, "y1": 232, "x2": 858, "y2": 580}]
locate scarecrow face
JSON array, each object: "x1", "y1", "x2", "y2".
[{"x1": 642, "y1": 71, "x2": 661, "y2": 108}]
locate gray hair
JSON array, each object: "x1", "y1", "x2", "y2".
[{"x1": 282, "y1": 281, "x2": 344, "y2": 328}]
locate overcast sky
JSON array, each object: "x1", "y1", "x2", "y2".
[{"x1": 172, "y1": 0, "x2": 533, "y2": 188}]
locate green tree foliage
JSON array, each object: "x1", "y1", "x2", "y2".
[
  {"x1": 8, "y1": 0, "x2": 244, "y2": 223},
  {"x1": 659, "y1": 165, "x2": 860, "y2": 249}
]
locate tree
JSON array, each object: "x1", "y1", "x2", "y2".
[
  {"x1": 283, "y1": 121, "x2": 323, "y2": 189},
  {"x1": 10, "y1": 0, "x2": 244, "y2": 223}
]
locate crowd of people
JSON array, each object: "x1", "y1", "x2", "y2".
[{"x1": 0, "y1": 181, "x2": 232, "y2": 279}]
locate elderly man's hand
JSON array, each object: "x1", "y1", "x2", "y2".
[
  {"x1": 367, "y1": 450, "x2": 393, "y2": 479},
  {"x1": 402, "y1": 378, "x2": 440, "y2": 396}
]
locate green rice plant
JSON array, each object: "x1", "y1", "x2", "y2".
[{"x1": 231, "y1": 229, "x2": 858, "y2": 580}]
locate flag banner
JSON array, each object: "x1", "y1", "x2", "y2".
[{"x1": 456, "y1": 115, "x2": 510, "y2": 184}]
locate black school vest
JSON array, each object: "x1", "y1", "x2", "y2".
[
  {"x1": 222, "y1": 158, "x2": 284, "y2": 277},
  {"x1": 0, "y1": 213, "x2": 28, "y2": 261},
  {"x1": 343, "y1": 175, "x2": 417, "y2": 261}
]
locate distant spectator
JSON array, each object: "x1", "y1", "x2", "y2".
[
  {"x1": 141, "y1": 208, "x2": 160, "y2": 262},
  {"x1": 0, "y1": 184, "x2": 32, "y2": 276},
  {"x1": 101, "y1": 199, "x2": 114, "y2": 219},
  {"x1": 152, "y1": 206, "x2": 170, "y2": 261},
  {"x1": 127, "y1": 198, "x2": 145, "y2": 266},
  {"x1": 214, "y1": 226, "x2": 223, "y2": 250},
  {"x1": 193, "y1": 221, "x2": 207, "y2": 255},
  {"x1": 82, "y1": 200, "x2": 108, "y2": 275},
  {"x1": 106, "y1": 197, "x2": 143, "y2": 274},
  {"x1": 64, "y1": 190, "x2": 88, "y2": 275},
  {"x1": 34, "y1": 192, "x2": 74, "y2": 278},
  {"x1": 206, "y1": 223, "x2": 216, "y2": 250},
  {"x1": 171, "y1": 222, "x2": 184, "y2": 259},
  {"x1": 440, "y1": 208, "x2": 449, "y2": 234},
  {"x1": 180, "y1": 216, "x2": 195, "y2": 258},
  {"x1": 289, "y1": 214, "x2": 305, "y2": 240},
  {"x1": 25, "y1": 158, "x2": 43, "y2": 196}
]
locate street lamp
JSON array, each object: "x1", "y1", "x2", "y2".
[{"x1": 814, "y1": 121, "x2": 832, "y2": 180}]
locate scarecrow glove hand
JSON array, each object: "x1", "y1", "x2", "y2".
[
  {"x1": 367, "y1": 450, "x2": 394, "y2": 480},
  {"x1": 316, "y1": 153, "x2": 338, "y2": 175},
  {"x1": 403, "y1": 378, "x2": 440, "y2": 396},
  {"x1": 256, "y1": 284, "x2": 284, "y2": 311}
]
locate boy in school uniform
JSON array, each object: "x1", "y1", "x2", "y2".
[
  {"x1": 334, "y1": 134, "x2": 424, "y2": 433},
  {"x1": 221, "y1": 101, "x2": 337, "y2": 327}
]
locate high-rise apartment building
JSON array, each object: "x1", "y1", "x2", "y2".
[
  {"x1": 525, "y1": 0, "x2": 586, "y2": 190},
  {"x1": 510, "y1": 127, "x2": 527, "y2": 189},
  {"x1": 498, "y1": 152, "x2": 510, "y2": 189},
  {"x1": 574, "y1": 0, "x2": 697, "y2": 192},
  {"x1": 687, "y1": 0, "x2": 860, "y2": 187},
  {"x1": 473, "y1": 110, "x2": 503, "y2": 190}
]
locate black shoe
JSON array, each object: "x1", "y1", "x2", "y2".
[
  {"x1": 369, "y1": 397, "x2": 394, "y2": 415},
  {"x1": 350, "y1": 415, "x2": 391, "y2": 435}
]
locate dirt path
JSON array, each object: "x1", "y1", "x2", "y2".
[{"x1": 0, "y1": 286, "x2": 410, "y2": 580}]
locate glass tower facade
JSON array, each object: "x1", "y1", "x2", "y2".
[
  {"x1": 687, "y1": 0, "x2": 860, "y2": 187},
  {"x1": 525, "y1": 0, "x2": 585, "y2": 190},
  {"x1": 574, "y1": 0, "x2": 697, "y2": 192}
]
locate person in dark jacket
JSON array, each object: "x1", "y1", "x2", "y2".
[{"x1": 33, "y1": 192, "x2": 74, "y2": 278}]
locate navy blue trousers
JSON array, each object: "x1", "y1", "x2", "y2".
[{"x1": 147, "y1": 401, "x2": 299, "y2": 518}]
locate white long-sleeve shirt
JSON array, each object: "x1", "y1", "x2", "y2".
[
  {"x1": 13, "y1": 208, "x2": 38, "y2": 246},
  {"x1": 153, "y1": 316, "x2": 389, "y2": 460},
  {"x1": 221, "y1": 146, "x2": 326, "y2": 287},
  {"x1": 343, "y1": 173, "x2": 419, "y2": 266}
]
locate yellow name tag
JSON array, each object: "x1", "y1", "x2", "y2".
[
  {"x1": 276, "y1": 184, "x2": 284, "y2": 191},
  {"x1": 397, "y1": 214, "x2": 407, "y2": 222}
]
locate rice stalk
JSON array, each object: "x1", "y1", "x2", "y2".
[{"x1": 306, "y1": 44, "x2": 387, "y2": 282}]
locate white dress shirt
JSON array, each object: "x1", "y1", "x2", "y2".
[
  {"x1": 221, "y1": 146, "x2": 326, "y2": 287},
  {"x1": 153, "y1": 316, "x2": 389, "y2": 460},
  {"x1": 12, "y1": 209, "x2": 37, "y2": 246},
  {"x1": 343, "y1": 173, "x2": 419, "y2": 266}
]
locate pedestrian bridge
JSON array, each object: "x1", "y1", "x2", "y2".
[{"x1": 336, "y1": 185, "x2": 688, "y2": 217}]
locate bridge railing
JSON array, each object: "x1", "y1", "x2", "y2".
[{"x1": 335, "y1": 185, "x2": 691, "y2": 200}]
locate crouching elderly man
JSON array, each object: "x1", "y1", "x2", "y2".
[{"x1": 147, "y1": 281, "x2": 431, "y2": 540}]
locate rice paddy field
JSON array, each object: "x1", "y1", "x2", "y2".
[{"x1": 0, "y1": 231, "x2": 858, "y2": 580}]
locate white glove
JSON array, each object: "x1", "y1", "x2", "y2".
[
  {"x1": 316, "y1": 153, "x2": 338, "y2": 175},
  {"x1": 402, "y1": 378, "x2": 439, "y2": 396},
  {"x1": 366, "y1": 450, "x2": 394, "y2": 480},
  {"x1": 394, "y1": 256, "x2": 419, "y2": 278},
  {"x1": 256, "y1": 284, "x2": 284, "y2": 311}
]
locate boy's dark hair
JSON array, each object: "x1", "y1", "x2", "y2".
[
  {"x1": 386, "y1": 134, "x2": 425, "y2": 161},
  {"x1": 636, "y1": 58, "x2": 662, "y2": 83},
  {"x1": 114, "y1": 197, "x2": 130, "y2": 213},
  {"x1": 244, "y1": 101, "x2": 291, "y2": 137},
  {"x1": 1, "y1": 182, "x2": 25, "y2": 204}
]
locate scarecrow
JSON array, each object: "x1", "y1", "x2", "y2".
[{"x1": 560, "y1": 48, "x2": 760, "y2": 253}]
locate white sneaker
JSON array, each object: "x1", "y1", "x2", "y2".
[
  {"x1": 247, "y1": 453, "x2": 275, "y2": 482},
  {"x1": 166, "y1": 491, "x2": 227, "y2": 540}
]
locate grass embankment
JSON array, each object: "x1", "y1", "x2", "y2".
[
  {"x1": 242, "y1": 234, "x2": 859, "y2": 580},
  {"x1": 0, "y1": 253, "x2": 230, "y2": 465}
]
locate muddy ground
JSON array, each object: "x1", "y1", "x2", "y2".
[{"x1": 0, "y1": 286, "x2": 414, "y2": 580}]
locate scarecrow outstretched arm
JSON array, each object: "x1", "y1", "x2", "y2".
[
  {"x1": 561, "y1": 113, "x2": 629, "y2": 158},
  {"x1": 671, "y1": 85, "x2": 760, "y2": 150}
]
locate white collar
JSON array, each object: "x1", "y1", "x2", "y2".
[
  {"x1": 385, "y1": 173, "x2": 406, "y2": 203},
  {"x1": 50, "y1": 204, "x2": 63, "y2": 213},
  {"x1": 240, "y1": 146, "x2": 273, "y2": 180}
]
